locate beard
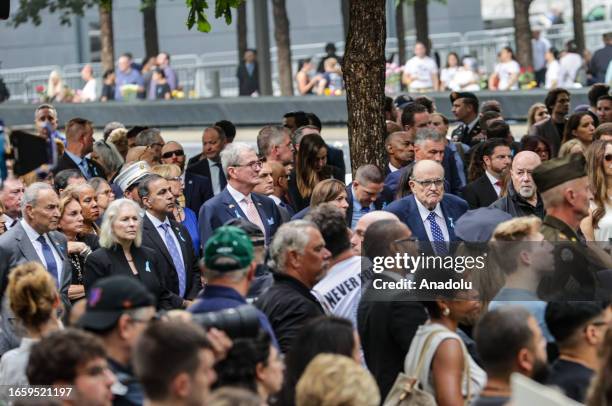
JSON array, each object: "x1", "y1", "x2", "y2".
[
  {"x1": 531, "y1": 358, "x2": 550, "y2": 384},
  {"x1": 518, "y1": 185, "x2": 535, "y2": 199}
]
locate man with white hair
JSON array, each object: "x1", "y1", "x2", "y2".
[
  {"x1": 490, "y1": 151, "x2": 545, "y2": 218},
  {"x1": 199, "y1": 142, "x2": 283, "y2": 248},
  {"x1": 256, "y1": 220, "x2": 330, "y2": 353}
]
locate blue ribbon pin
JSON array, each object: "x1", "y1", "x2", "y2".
[{"x1": 145, "y1": 261, "x2": 151, "y2": 272}]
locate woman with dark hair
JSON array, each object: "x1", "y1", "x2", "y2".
[
  {"x1": 278, "y1": 316, "x2": 360, "y2": 406},
  {"x1": 561, "y1": 111, "x2": 595, "y2": 147},
  {"x1": 489, "y1": 46, "x2": 520, "y2": 91},
  {"x1": 581, "y1": 140, "x2": 612, "y2": 241},
  {"x1": 520, "y1": 134, "x2": 552, "y2": 162},
  {"x1": 214, "y1": 331, "x2": 284, "y2": 404},
  {"x1": 295, "y1": 58, "x2": 321, "y2": 96},
  {"x1": 291, "y1": 178, "x2": 349, "y2": 220},
  {"x1": 440, "y1": 52, "x2": 460, "y2": 91},
  {"x1": 545, "y1": 47, "x2": 560, "y2": 89},
  {"x1": 288, "y1": 133, "x2": 344, "y2": 211},
  {"x1": 404, "y1": 270, "x2": 485, "y2": 405}
]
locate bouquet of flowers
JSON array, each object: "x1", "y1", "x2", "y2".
[
  {"x1": 120, "y1": 84, "x2": 140, "y2": 101},
  {"x1": 385, "y1": 62, "x2": 403, "y2": 95},
  {"x1": 519, "y1": 66, "x2": 537, "y2": 90}
]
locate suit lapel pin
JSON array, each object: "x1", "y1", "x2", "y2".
[
  {"x1": 234, "y1": 210, "x2": 241, "y2": 218},
  {"x1": 145, "y1": 261, "x2": 151, "y2": 272},
  {"x1": 229, "y1": 204, "x2": 235, "y2": 209},
  {"x1": 267, "y1": 217, "x2": 274, "y2": 225},
  {"x1": 448, "y1": 218, "x2": 454, "y2": 229},
  {"x1": 177, "y1": 231, "x2": 186, "y2": 242}
]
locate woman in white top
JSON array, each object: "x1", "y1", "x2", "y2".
[
  {"x1": 489, "y1": 47, "x2": 520, "y2": 91},
  {"x1": 403, "y1": 274, "x2": 486, "y2": 405},
  {"x1": 582, "y1": 140, "x2": 612, "y2": 241},
  {"x1": 80, "y1": 64, "x2": 97, "y2": 102},
  {"x1": 402, "y1": 41, "x2": 439, "y2": 92},
  {"x1": 544, "y1": 48, "x2": 560, "y2": 89},
  {"x1": 440, "y1": 52, "x2": 460, "y2": 91},
  {"x1": 558, "y1": 40, "x2": 583, "y2": 88},
  {"x1": 0, "y1": 262, "x2": 62, "y2": 386}
]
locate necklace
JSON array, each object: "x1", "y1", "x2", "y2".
[{"x1": 69, "y1": 254, "x2": 83, "y2": 285}]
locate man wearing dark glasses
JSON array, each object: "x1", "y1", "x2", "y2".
[{"x1": 161, "y1": 141, "x2": 213, "y2": 216}]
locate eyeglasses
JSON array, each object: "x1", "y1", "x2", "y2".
[
  {"x1": 234, "y1": 160, "x2": 263, "y2": 170},
  {"x1": 411, "y1": 178, "x2": 445, "y2": 188},
  {"x1": 604, "y1": 154, "x2": 612, "y2": 162},
  {"x1": 161, "y1": 150, "x2": 185, "y2": 159}
]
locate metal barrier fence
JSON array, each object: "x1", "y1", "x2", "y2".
[{"x1": 1, "y1": 21, "x2": 609, "y2": 103}]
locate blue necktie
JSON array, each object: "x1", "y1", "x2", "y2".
[
  {"x1": 427, "y1": 211, "x2": 448, "y2": 255},
  {"x1": 160, "y1": 223, "x2": 186, "y2": 297},
  {"x1": 36, "y1": 235, "x2": 59, "y2": 286},
  {"x1": 79, "y1": 159, "x2": 91, "y2": 179}
]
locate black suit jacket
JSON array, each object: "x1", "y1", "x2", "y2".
[
  {"x1": 344, "y1": 183, "x2": 392, "y2": 227},
  {"x1": 52, "y1": 153, "x2": 106, "y2": 179},
  {"x1": 357, "y1": 271, "x2": 428, "y2": 399},
  {"x1": 184, "y1": 171, "x2": 213, "y2": 216},
  {"x1": 186, "y1": 158, "x2": 226, "y2": 195},
  {"x1": 141, "y1": 214, "x2": 201, "y2": 300},
  {"x1": 463, "y1": 174, "x2": 499, "y2": 209},
  {"x1": 83, "y1": 244, "x2": 183, "y2": 310},
  {"x1": 326, "y1": 144, "x2": 346, "y2": 177},
  {"x1": 236, "y1": 62, "x2": 259, "y2": 96},
  {"x1": 530, "y1": 118, "x2": 564, "y2": 157}
]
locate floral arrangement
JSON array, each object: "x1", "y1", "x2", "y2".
[
  {"x1": 519, "y1": 66, "x2": 537, "y2": 90},
  {"x1": 385, "y1": 62, "x2": 403, "y2": 95},
  {"x1": 120, "y1": 84, "x2": 140, "y2": 101}
]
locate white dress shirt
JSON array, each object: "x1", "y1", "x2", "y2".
[
  {"x1": 388, "y1": 163, "x2": 399, "y2": 173},
  {"x1": 485, "y1": 170, "x2": 502, "y2": 197},
  {"x1": 415, "y1": 198, "x2": 450, "y2": 243},
  {"x1": 2, "y1": 214, "x2": 18, "y2": 230},
  {"x1": 208, "y1": 159, "x2": 222, "y2": 195},
  {"x1": 145, "y1": 211, "x2": 184, "y2": 266},
  {"x1": 21, "y1": 220, "x2": 63, "y2": 282},
  {"x1": 227, "y1": 184, "x2": 259, "y2": 220}
]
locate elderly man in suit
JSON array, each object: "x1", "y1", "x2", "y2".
[
  {"x1": 52, "y1": 118, "x2": 106, "y2": 179},
  {"x1": 463, "y1": 138, "x2": 512, "y2": 209},
  {"x1": 0, "y1": 183, "x2": 72, "y2": 354},
  {"x1": 186, "y1": 126, "x2": 227, "y2": 197},
  {"x1": 139, "y1": 174, "x2": 201, "y2": 306},
  {"x1": 199, "y1": 142, "x2": 283, "y2": 248},
  {"x1": 161, "y1": 141, "x2": 213, "y2": 216},
  {"x1": 385, "y1": 160, "x2": 468, "y2": 255},
  {"x1": 529, "y1": 88, "x2": 571, "y2": 157}
]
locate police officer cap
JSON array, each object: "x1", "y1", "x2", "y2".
[
  {"x1": 533, "y1": 153, "x2": 587, "y2": 193},
  {"x1": 450, "y1": 91, "x2": 479, "y2": 104}
]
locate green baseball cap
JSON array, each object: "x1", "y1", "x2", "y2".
[{"x1": 204, "y1": 226, "x2": 254, "y2": 271}]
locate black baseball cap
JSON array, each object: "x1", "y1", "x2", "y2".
[
  {"x1": 78, "y1": 276, "x2": 156, "y2": 331},
  {"x1": 126, "y1": 126, "x2": 148, "y2": 139}
]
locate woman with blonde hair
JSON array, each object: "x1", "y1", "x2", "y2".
[
  {"x1": 526, "y1": 102, "x2": 550, "y2": 130},
  {"x1": 151, "y1": 164, "x2": 199, "y2": 252},
  {"x1": 46, "y1": 70, "x2": 66, "y2": 102},
  {"x1": 291, "y1": 178, "x2": 349, "y2": 221},
  {"x1": 296, "y1": 354, "x2": 380, "y2": 406},
  {"x1": 61, "y1": 183, "x2": 101, "y2": 235},
  {"x1": 0, "y1": 262, "x2": 62, "y2": 385},
  {"x1": 581, "y1": 140, "x2": 612, "y2": 241},
  {"x1": 558, "y1": 138, "x2": 585, "y2": 158},
  {"x1": 107, "y1": 127, "x2": 129, "y2": 159}
]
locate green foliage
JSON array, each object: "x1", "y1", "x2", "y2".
[
  {"x1": 395, "y1": 0, "x2": 446, "y2": 6},
  {"x1": 12, "y1": 0, "x2": 97, "y2": 27},
  {"x1": 186, "y1": 0, "x2": 243, "y2": 32}
]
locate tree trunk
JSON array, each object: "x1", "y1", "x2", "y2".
[
  {"x1": 513, "y1": 0, "x2": 533, "y2": 68},
  {"x1": 343, "y1": 0, "x2": 386, "y2": 174},
  {"x1": 572, "y1": 0, "x2": 585, "y2": 54},
  {"x1": 236, "y1": 1, "x2": 247, "y2": 65},
  {"x1": 395, "y1": 2, "x2": 406, "y2": 66},
  {"x1": 142, "y1": 0, "x2": 159, "y2": 59},
  {"x1": 271, "y1": 0, "x2": 293, "y2": 96},
  {"x1": 341, "y1": 0, "x2": 350, "y2": 41},
  {"x1": 99, "y1": 0, "x2": 114, "y2": 72},
  {"x1": 413, "y1": 0, "x2": 430, "y2": 52}
]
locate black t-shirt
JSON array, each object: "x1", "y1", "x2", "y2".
[
  {"x1": 554, "y1": 121, "x2": 566, "y2": 140},
  {"x1": 547, "y1": 358, "x2": 594, "y2": 403},
  {"x1": 101, "y1": 84, "x2": 115, "y2": 101},
  {"x1": 155, "y1": 83, "x2": 171, "y2": 99}
]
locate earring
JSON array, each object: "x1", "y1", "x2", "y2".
[{"x1": 442, "y1": 307, "x2": 450, "y2": 317}]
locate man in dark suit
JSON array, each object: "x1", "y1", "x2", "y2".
[
  {"x1": 236, "y1": 49, "x2": 259, "y2": 96},
  {"x1": 199, "y1": 143, "x2": 283, "y2": 248},
  {"x1": 357, "y1": 219, "x2": 428, "y2": 399},
  {"x1": 253, "y1": 161, "x2": 292, "y2": 223},
  {"x1": 463, "y1": 138, "x2": 512, "y2": 209},
  {"x1": 385, "y1": 160, "x2": 468, "y2": 255},
  {"x1": 161, "y1": 141, "x2": 213, "y2": 216},
  {"x1": 138, "y1": 174, "x2": 201, "y2": 303},
  {"x1": 0, "y1": 183, "x2": 72, "y2": 354},
  {"x1": 345, "y1": 165, "x2": 390, "y2": 229},
  {"x1": 269, "y1": 161, "x2": 295, "y2": 216},
  {"x1": 450, "y1": 91, "x2": 482, "y2": 146},
  {"x1": 186, "y1": 126, "x2": 227, "y2": 197},
  {"x1": 384, "y1": 131, "x2": 414, "y2": 176},
  {"x1": 52, "y1": 118, "x2": 106, "y2": 179},
  {"x1": 529, "y1": 88, "x2": 571, "y2": 157}
]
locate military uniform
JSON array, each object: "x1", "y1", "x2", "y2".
[
  {"x1": 450, "y1": 91, "x2": 482, "y2": 146},
  {"x1": 534, "y1": 155, "x2": 610, "y2": 300}
]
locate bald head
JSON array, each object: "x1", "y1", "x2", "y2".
[
  {"x1": 412, "y1": 159, "x2": 444, "y2": 179},
  {"x1": 511, "y1": 151, "x2": 541, "y2": 201},
  {"x1": 351, "y1": 211, "x2": 400, "y2": 255}
]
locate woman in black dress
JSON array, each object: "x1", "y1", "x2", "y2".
[{"x1": 83, "y1": 198, "x2": 184, "y2": 310}]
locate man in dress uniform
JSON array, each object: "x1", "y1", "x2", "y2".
[
  {"x1": 533, "y1": 154, "x2": 612, "y2": 299},
  {"x1": 450, "y1": 91, "x2": 482, "y2": 146}
]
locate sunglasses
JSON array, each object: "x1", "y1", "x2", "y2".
[
  {"x1": 605, "y1": 154, "x2": 612, "y2": 162},
  {"x1": 162, "y1": 150, "x2": 185, "y2": 159}
]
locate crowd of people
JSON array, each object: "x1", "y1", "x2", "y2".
[{"x1": 0, "y1": 79, "x2": 612, "y2": 405}]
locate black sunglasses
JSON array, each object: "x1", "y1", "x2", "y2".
[
  {"x1": 162, "y1": 150, "x2": 185, "y2": 159},
  {"x1": 605, "y1": 154, "x2": 612, "y2": 162}
]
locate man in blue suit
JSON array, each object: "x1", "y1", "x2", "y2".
[
  {"x1": 385, "y1": 160, "x2": 468, "y2": 255},
  {"x1": 199, "y1": 142, "x2": 283, "y2": 248},
  {"x1": 345, "y1": 164, "x2": 392, "y2": 229}
]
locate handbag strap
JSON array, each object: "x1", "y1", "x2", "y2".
[
  {"x1": 412, "y1": 327, "x2": 444, "y2": 377},
  {"x1": 460, "y1": 339, "x2": 471, "y2": 404}
]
